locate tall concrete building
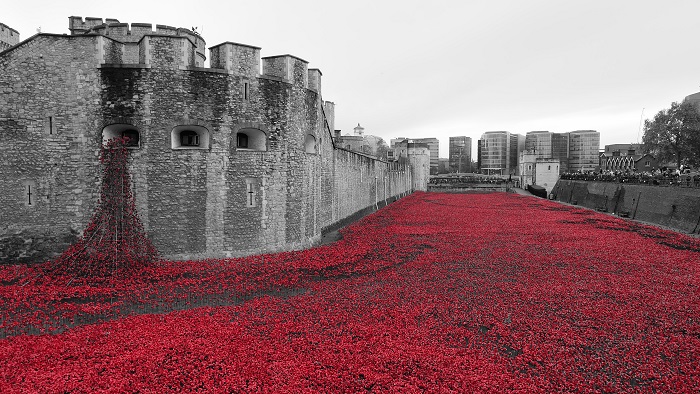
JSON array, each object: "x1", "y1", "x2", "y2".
[
  {"x1": 391, "y1": 137, "x2": 439, "y2": 175},
  {"x1": 448, "y1": 136, "x2": 472, "y2": 173},
  {"x1": 477, "y1": 131, "x2": 524, "y2": 176}
]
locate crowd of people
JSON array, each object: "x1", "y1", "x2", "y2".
[
  {"x1": 560, "y1": 168, "x2": 700, "y2": 187},
  {"x1": 429, "y1": 175, "x2": 509, "y2": 185}
]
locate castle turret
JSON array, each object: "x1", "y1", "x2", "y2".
[
  {"x1": 209, "y1": 42, "x2": 261, "y2": 78},
  {"x1": 262, "y1": 55, "x2": 308, "y2": 87},
  {"x1": 308, "y1": 68, "x2": 322, "y2": 94},
  {"x1": 353, "y1": 123, "x2": 365, "y2": 136},
  {"x1": 0, "y1": 22, "x2": 20, "y2": 52},
  {"x1": 324, "y1": 101, "x2": 335, "y2": 133}
]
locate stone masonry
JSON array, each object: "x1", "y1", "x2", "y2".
[
  {"x1": 0, "y1": 16, "x2": 427, "y2": 264},
  {"x1": 0, "y1": 23, "x2": 19, "y2": 52}
]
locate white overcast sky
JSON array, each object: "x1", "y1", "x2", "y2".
[{"x1": 5, "y1": 1, "x2": 700, "y2": 158}]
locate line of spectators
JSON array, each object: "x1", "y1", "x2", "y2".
[
  {"x1": 429, "y1": 175, "x2": 509, "y2": 185},
  {"x1": 560, "y1": 169, "x2": 700, "y2": 187}
]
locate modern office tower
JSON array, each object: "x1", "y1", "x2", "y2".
[
  {"x1": 551, "y1": 133, "x2": 570, "y2": 173},
  {"x1": 524, "y1": 131, "x2": 553, "y2": 158},
  {"x1": 568, "y1": 130, "x2": 600, "y2": 172},
  {"x1": 448, "y1": 136, "x2": 472, "y2": 173},
  {"x1": 510, "y1": 133, "x2": 525, "y2": 174},
  {"x1": 525, "y1": 131, "x2": 570, "y2": 174},
  {"x1": 478, "y1": 131, "x2": 524, "y2": 175}
]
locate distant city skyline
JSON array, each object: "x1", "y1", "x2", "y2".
[{"x1": 5, "y1": 1, "x2": 700, "y2": 159}]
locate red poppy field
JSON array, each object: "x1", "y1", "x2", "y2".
[{"x1": 1, "y1": 192, "x2": 699, "y2": 393}]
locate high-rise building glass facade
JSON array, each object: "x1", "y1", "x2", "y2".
[
  {"x1": 568, "y1": 130, "x2": 600, "y2": 172},
  {"x1": 524, "y1": 131, "x2": 570, "y2": 174},
  {"x1": 448, "y1": 136, "x2": 472, "y2": 173},
  {"x1": 551, "y1": 133, "x2": 569, "y2": 174},
  {"x1": 478, "y1": 131, "x2": 523, "y2": 175},
  {"x1": 524, "y1": 131, "x2": 552, "y2": 158}
]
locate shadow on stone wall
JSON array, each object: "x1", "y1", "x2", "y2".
[{"x1": 552, "y1": 180, "x2": 700, "y2": 234}]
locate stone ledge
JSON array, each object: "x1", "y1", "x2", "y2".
[
  {"x1": 99, "y1": 63, "x2": 150, "y2": 69},
  {"x1": 178, "y1": 66, "x2": 228, "y2": 74}
]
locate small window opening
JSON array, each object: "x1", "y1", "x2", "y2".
[
  {"x1": 237, "y1": 133, "x2": 249, "y2": 148},
  {"x1": 548, "y1": 165, "x2": 551, "y2": 170},
  {"x1": 180, "y1": 130, "x2": 199, "y2": 146},
  {"x1": 27, "y1": 184, "x2": 34, "y2": 206},
  {"x1": 243, "y1": 82, "x2": 249, "y2": 100},
  {"x1": 305, "y1": 134, "x2": 317, "y2": 154},
  {"x1": 235, "y1": 128, "x2": 267, "y2": 151},
  {"x1": 171, "y1": 125, "x2": 209, "y2": 150},
  {"x1": 122, "y1": 130, "x2": 140, "y2": 147},
  {"x1": 103, "y1": 124, "x2": 140, "y2": 148},
  {"x1": 245, "y1": 180, "x2": 257, "y2": 207},
  {"x1": 44, "y1": 116, "x2": 56, "y2": 135},
  {"x1": 22, "y1": 181, "x2": 37, "y2": 207}
]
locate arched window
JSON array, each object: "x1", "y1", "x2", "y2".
[
  {"x1": 171, "y1": 125, "x2": 209, "y2": 150},
  {"x1": 305, "y1": 134, "x2": 317, "y2": 154},
  {"x1": 236, "y1": 128, "x2": 267, "y2": 151},
  {"x1": 103, "y1": 124, "x2": 141, "y2": 148}
]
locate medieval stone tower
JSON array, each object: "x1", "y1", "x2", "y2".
[
  {"x1": 0, "y1": 23, "x2": 19, "y2": 52},
  {"x1": 0, "y1": 16, "x2": 427, "y2": 264}
]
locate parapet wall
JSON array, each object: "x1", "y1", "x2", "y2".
[
  {"x1": 0, "y1": 22, "x2": 19, "y2": 52},
  {"x1": 64, "y1": 17, "x2": 323, "y2": 92},
  {"x1": 552, "y1": 180, "x2": 700, "y2": 234},
  {"x1": 69, "y1": 16, "x2": 206, "y2": 66}
]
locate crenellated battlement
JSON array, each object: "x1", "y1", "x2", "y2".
[
  {"x1": 2, "y1": 16, "x2": 323, "y2": 93},
  {"x1": 0, "y1": 22, "x2": 20, "y2": 52},
  {"x1": 0, "y1": 15, "x2": 428, "y2": 265},
  {"x1": 69, "y1": 16, "x2": 118, "y2": 35},
  {"x1": 70, "y1": 16, "x2": 206, "y2": 65}
]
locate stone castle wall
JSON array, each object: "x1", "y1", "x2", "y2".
[
  {"x1": 552, "y1": 180, "x2": 700, "y2": 234},
  {"x1": 0, "y1": 21, "x2": 421, "y2": 264},
  {"x1": 0, "y1": 23, "x2": 19, "y2": 52}
]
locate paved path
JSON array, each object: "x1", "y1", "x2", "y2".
[{"x1": 511, "y1": 187, "x2": 534, "y2": 196}]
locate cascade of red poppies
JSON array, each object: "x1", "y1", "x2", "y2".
[{"x1": 49, "y1": 137, "x2": 159, "y2": 277}]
